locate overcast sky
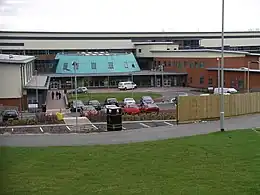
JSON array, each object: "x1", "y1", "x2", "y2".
[{"x1": 0, "y1": 0, "x2": 260, "y2": 32}]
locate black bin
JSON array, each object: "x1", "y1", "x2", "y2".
[
  {"x1": 42, "y1": 104, "x2": 46, "y2": 113},
  {"x1": 106, "y1": 107, "x2": 122, "y2": 131}
]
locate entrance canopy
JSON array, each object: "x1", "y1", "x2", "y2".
[{"x1": 25, "y1": 75, "x2": 50, "y2": 90}]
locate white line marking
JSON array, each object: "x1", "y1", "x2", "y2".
[
  {"x1": 122, "y1": 126, "x2": 126, "y2": 130},
  {"x1": 39, "y1": 127, "x2": 44, "y2": 133},
  {"x1": 66, "y1": 126, "x2": 71, "y2": 131},
  {"x1": 164, "y1": 121, "x2": 174, "y2": 126},
  {"x1": 92, "y1": 124, "x2": 98, "y2": 130},
  {"x1": 139, "y1": 123, "x2": 150, "y2": 128}
]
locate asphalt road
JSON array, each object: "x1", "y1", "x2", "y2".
[{"x1": 0, "y1": 114, "x2": 259, "y2": 147}]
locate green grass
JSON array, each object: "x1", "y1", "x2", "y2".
[
  {"x1": 1, "y1": 130, "x2": 260, "y2": 195},
  {"x1": 68, "y1": 92, "x2": 162, "y2": 102}
]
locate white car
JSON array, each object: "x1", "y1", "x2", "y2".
[
  {"x1": 118, "y1": 81, "x2": 137, "y2": 90},
  {"x1": 123, "y1": 98, "x2": 136, "y2": 105},
  {"x1": 103, "y1": 105, "x2": 119, "y2": 113}
]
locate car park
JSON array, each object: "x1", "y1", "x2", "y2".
[
  {"x1": 80, "y1": 105, "x2": 98, "y2": 117},
  {"x1": 2, "y1": 110, "x2": 19, "y2": 121},
  {"x1": 118, "y1": 81, "x2": 136, "y2": 90},
  {"x1": 140, "y1": 103, "x2": 159, "y2": 113},
  {"x1": 123, "y1": 97, "x2": 136, "y2": 105},
  {"x1": 70, "y1": 100, "x2": 84, "y2": 112},
  {"x1": 123, "y1": 104, "x2": 140, "y2": 115},
  {"x1": 87, "y1": 100, "x2": 102, "y2": 111},
  {"x1": 68, "y1": 87, "x2": 88, "y2": 94}
]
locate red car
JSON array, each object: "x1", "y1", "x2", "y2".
[
  {"x1": 80, "y1": 105, "x2": 98, "y2": 117},
  {"x1": 140, "y1": 103, "x2": 160, "y2": 113},
  {"x1": 123, "y1": 104, "x2": 141, "y2": 115}
]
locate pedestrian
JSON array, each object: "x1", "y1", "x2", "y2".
[
  {"x1": 59, "y1": 92, "x2": 62, "y2": 100},
  {"x1": 51, "y1": 91, "x2": 54, "y2": 100},
  {"x1": 56, "y1": 91, "x2": 59, "y2": 100}
]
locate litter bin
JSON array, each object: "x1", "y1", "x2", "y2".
[
  {"x1": 106, "y1": 107, "x2": 122, "y2": 131},
  {"x1": 42, "y1": 104, "x2": 46, "y2": 113}
]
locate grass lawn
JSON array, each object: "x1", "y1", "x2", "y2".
[
  {"x1": 1, "y1": 130, "x2": 260, "y2": 195},
  {"x1": 68, "y1": 92, "x2": 162, "y2": 102}
]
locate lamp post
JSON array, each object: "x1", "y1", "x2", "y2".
[
  {"x1": 131, "y1": 73, "x2": 134, "y2": 98},
  {"x1": 35, "y1": 70, "x2": 38, "y2": 112},
  {"x1": 220, "y1": 0, "x2": 225, "y2": 132},
  {"x1": 160, "y1": 64, "x2": 164, "y2": 87},
  {"x1": 72, "y1": 61, "x2": 79, "y2": 131},
  {"x1": 217, "y1": 58, "x2": 220, "y2": 93}
]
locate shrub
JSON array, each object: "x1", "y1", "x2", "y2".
[{"x1": 88, "y1": 110, "x2": 176, "y2": 122}]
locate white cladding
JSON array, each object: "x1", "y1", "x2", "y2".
[
  {"x1": 201, "y1": 38, "x2": 260, "y2": 47},
  {"x1": 148, "y1": 51, "x2": 246, "y2": 58},
  {"x1": 136, "y1": 44, "x2": 179, "y2": 57},
  {"x1": 0, "y1": 64, "x2": 21, "y2": 98},
  {"x1": 1, "y1": 31, "x2": 260, "y2": 38},
  {"x1": 0, "y1": 62, "x2": 33, "y2": 98},
  {"x1": 0, "y1": 40, "x2": 134, "y2": 50}
]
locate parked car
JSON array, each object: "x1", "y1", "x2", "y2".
[
  {"x1": 70, "y1": 100, "x2": 84, "y2": 112},
  {"x1": 104, "y1": 97, "x2": 119, "y2": 106},
  {"x1": 140, "y1": 103, "x2": 159, "y2": 113},
  {"x1": 102, "y1": 104, "x2": 120, "y2": 114},
  {"x1": 87, "y1": 100, "x2": 102, "y2": 111},
  {"x1": 123, "y1": 104, "x2": 140, "y2": 115},
  {"x1": 123, "y1": 97, "x2": 136, "y2": 105},
  {"x1": 69, "y1": 87, "x2": 88, "y2": 94},
  {"x1": 214, "y1": 88, "x2": 237, "y2": 94},
  {"x1": 118, "y1": 81, "x2": 137, "y2": 90},
  {"x1": 80, "y1": 105, "x2": 98, "y2": 117},
  {"x1": 140, "y1": 96, "x2": 154, "y2": 105},
  {"x1": 2, "y1": 110, "x2": 19, "y2": 121},
  {"x1": 170, "y1": 92, "x2": 188, "y2": 105}
]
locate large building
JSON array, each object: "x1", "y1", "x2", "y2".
[{"x1": 0, "y1": 30, "x2": 260, "y2": 91}]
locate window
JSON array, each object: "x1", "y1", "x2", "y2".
[
  {"x1": 194, "y1": 62, "x2": 199, "y2": 68},
  {"x1": 63, "y1": 63, "x2": 69, "y2": 71},
  {"x1": 108, "y1": 62, "x2": 114, "y2": 69},
  {"x1": 132, "y1": 63, "x2": 135, "y2": 68},
  {"x1": 138, "y1": 49, "x2": 142, "y2": 53},
  {"x1": 200, "y1": 62, "x2": 205, "y2": 68},
  {"x1": 190, "y1": 62, "x2": 194, "y2": 68},
  {"x1": 208, "y1": 77, "x2": 213, "y2": 85},
  {"x1": 200, "y1": 76, "x2": 204, "y2": 84},
  {"x1": 238, "y1": 80, "x2": 244, "y2": 89},
  {"x1": 124, "y1": 62, "x2": 128, "y2": 68},
  {"x1": 91, "y1": 62, "x2": 96, "y2": 69}
]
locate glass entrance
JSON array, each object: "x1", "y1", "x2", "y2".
[
  {"x1": 156, "y1": 78, "x2": 161, "y2": 87},
  {"x1": 163, "y1": 79, "x2": 171, "y2": 87},
  {"x1": 50, "y1": 81, "x2": 60, "y2": 89}
]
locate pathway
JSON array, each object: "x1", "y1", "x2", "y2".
[
  {"x1": 46, "y1": 90, "x2": 67, "y2": 114},
  {"x1": 0, "y1": 114, "x2": 259, "y2": 147}
]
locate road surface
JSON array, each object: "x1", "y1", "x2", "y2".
[{"x1": 0, "y1": 114, "x2": 259, "y2": 147}]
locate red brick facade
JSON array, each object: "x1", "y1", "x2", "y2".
[
  {"x1": 0, "y1": 95, "x2": 28, "y2": 111},
  {"x1": 155, "y1": 55, "x2": 260, "y2": 89}
]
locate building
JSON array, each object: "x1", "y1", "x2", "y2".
[
  {"x1": 153, "y1": 49, "x2": 260, "y2": 90},
  {"x1": 48, "y1": 52, "x2": 186, "y2": 88},
  {"x1": 0, "y1": 54, "x2": 49, "y2": 110},
  {"x1": 0, "y1": 30, "x2": 260, "y2": 91}
]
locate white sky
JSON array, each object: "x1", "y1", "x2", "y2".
[{"x1": 0, "y1": 0, "x2": 260, "y2": 32}]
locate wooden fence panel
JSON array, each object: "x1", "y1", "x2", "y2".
[{"x1": 177, "y1": 92, "x2": 260, "y2": 122}]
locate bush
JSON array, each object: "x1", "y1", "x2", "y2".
[
  {"x1": 0, "y1": 113, "x2": 64, "y2": 126},
  {"x1": 88, "y1": 110, "x2": 176, "y2": 122}
]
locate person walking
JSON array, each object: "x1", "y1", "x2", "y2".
[
  {"x1": 56, "y1": 91, "x2": 59, "y2": 100},
  {"x1": 51, "y1": 91, "x2": 54, "y2": 100}
]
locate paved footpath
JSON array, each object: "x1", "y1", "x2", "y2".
[{"x1": 0, "y1": 114, "x2": 259, "y2": 147}]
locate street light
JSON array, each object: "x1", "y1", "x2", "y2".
[
  {"x1": 72, "y1": 61, "x2": 79, "y2": 131},
  {"x1": 247, "y1": 60, "x2": 260, "y2": 93},
  {"x1": 217, "y1": 58, "x2": 220, "y2": 93},
  {"x1": 220, "y1": 0, "x2": 225, "y2": 132},
  {"x1": 159, "y1": 64, "x2": 164, "y2": 87},
  {"x1": 35, "y1": 70, "x2": 38, "y2": 113}
]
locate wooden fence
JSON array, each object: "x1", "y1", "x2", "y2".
[{"x1": 177, "y1": 92, "x2": 260, "y2": 122}]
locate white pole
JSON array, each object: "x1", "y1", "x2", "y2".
[
  {"x1": 217, "y1": 58, "x2": 220, "y2": 93},
  {"x1": 161, "y1": 65, "x2": 164, "y2": 88},
  {"x1": 247, "y1": 61, "x2": 250, "y2": 93},
  {"x1": 73, "y1": 62, "x2": 78, "y2": 131},
  {"x1": 35, "y1": 70, "x2": 38, "y2": 113},
  {"x1": 220, "y1": 0, "x2": 225, "y2": 132},
  {"x1": 131, "y1": 73, "x2": 134, "y2": 98}
]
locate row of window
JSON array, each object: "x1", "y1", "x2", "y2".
[
  {"x1": 62, "y1": 62, "x2": 136, "y2": 70},
  {"x1": 155, "y1": 61, "x2": 205, "y2": 69}
]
